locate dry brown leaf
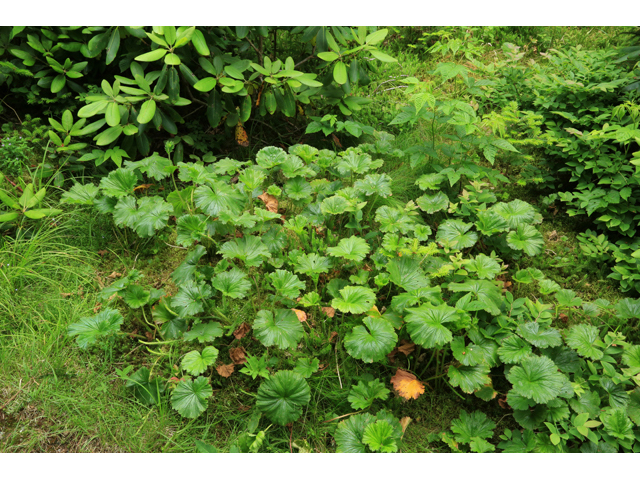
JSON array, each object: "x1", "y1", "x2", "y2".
[
  {"x1": 498, "y1": 397, "x2": 510, "y2": 409},
  {"x1": 322, "y1": 307, "x2": 336, "y2": 318},
  {"x1": 397, "y1": 340, "x2": 416, "y2": 356},
  {"x1": 233, "y1": 322, "x2": 251, "y2": 340},
  {"x1": 257, "y1": 192, "x2": 278, "y2": 213},
  {"x1": 390, "y1": 369, "x2": 425, "y2": 400},
  {"x1": 96, "y1": 275, "x2": 105, "y2": 289},
  {"x1": 235, "y1": 123, "x2": 250, "y2": 147},
  {"x1": 400, "y1": 416, "x2": 412, "y2": 434},
  {"x1": 97, "y1": 250, "x2": 108, "y2": 257},
  {"x1": 238, "y1": 405, "x2": 251, "y2": 412},
  {"x1": 92, "y1": 303, "x2": 102, "y2": 314},
  {"x1": 107, "y1": 271, "x2": 122, "y2": 279},
  {"x1": 128, "y1": 328, "x2": 139, "y2": 338},
  {"x1": 292, "y1": 309, "x2": 307, "y2": 322},
  {"x1": 331, "y1": 133, "x2": 342, "y2": 148},
  {"x1": 559, "y1": 313, "x2": 569, "y2": 324},
  {"x1": 133, "y1": 184, "x2": 154, "y2": 191},
  {"x1": 229, "y1": 347, "x2": 247, "y2": 365},
  {"x1": 145, "y1": 331, "x2": 153, "y2": 341},
  {"x1": 329, "y1": 331, "x2": 338, "y2": 343},
  {"x1": 217, "y1": 364, "x2": 234, "y2": 378},
  {"x1": 61, "y1": 292, "x2": 74, "y2": 298}
]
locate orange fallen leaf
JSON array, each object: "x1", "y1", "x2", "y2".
[
  {"x1": 229, "y1": 347, "x2": 247, "y2": 365},
  {"x1": 322, "y1": 307, "x2": 335, "y2": 318},
  {"x1": 233, "y1": 322, "x2": 251, "y2": 340},
  {"x1": 257, "y1": 191, "x2": 278, "y2": 213},
  {"x1": 498, "y1": 396, "x2": 510, "y2": 409},
  {"x1": 390, "y1": 369, "x2": 425, "y2": 400},
  {"x1": 134, "y1": 184, "x2": 154, "y2": 191},
  {"x1": 400, "y1": 416, "x2": 412, "y2": 434},
  {"x1": 217, "y1": 364, "x2": 234, "y2": 378},
  {"x1": 235, "y1": 122, "x2": 249, "y2": 147},
  {"x1": 292, "y1": 309, "x2": 307, "y2": 322}
]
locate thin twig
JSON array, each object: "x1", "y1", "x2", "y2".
[
  {"x1": 0, "y1": 97, "x2": 22, "y2": 124},
  {"x1": 294, "y1": 52, "x2": 316, "y2": 69},
  {"x1": 182, "y1": 104, "x2": 206, "y2": 119},
  {"x1": 163, "y1": 241, "x2": 188, "y2": 250},
  {"x1": 334, "y1": 340, "x2": 342, "y2": 389},
  {"x1": 245, "y1": 37, "x2": 262, "y2": 59},
  {"x1": 323, "y1": 411, "x2": 360, "y2": 423}
]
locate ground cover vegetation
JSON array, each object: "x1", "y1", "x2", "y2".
[{"x1": 1, "y1": 25, "x2": 640, "y2": 453}]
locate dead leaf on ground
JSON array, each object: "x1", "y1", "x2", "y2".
[
  {"x1": 97, "y1": 250, "x2": 108, "y2": 257},
  {"x1": 133, "y1": 184, "x2": 154, "y2": 192},
  {"x1": 331, "y1": 133, "x2": 342, "y2": 148},
  {"x1": 217, "y1": 364, "x2": 234, "y2": 378},
  {"x1": 257, "y1": 191, "x2": 278, "y2": 213},
  {"x1": 400, "y1": 416, "x2": 412, "y2": 434},
  {"x1": 229, "y1": 347, "x2": 247, "y2": 365},
  {"x1": 329, "y1": 331, "x2": 338, "y2": 343},
  {"x1": 145, "y1": 331, "x2": 154, "y2": 341},
  {"x1": 61, "y1": 292, "x2": 74, "y2": 298},
  {"x1": 397, "y1": 340, "x2": 416, "y2": 356},
  {"x1": 322, "y1": 307, "x2": 335, "y2": 318},
  {"x1": 559, "y1": 313, "x2": 569, "y2": 324},
  {"x1": 390, "y1": 369, "x2": 425, "y2": 400},
  {"x1": 107, "y1": 271, "x2": 122, "y2": 279},
  {"x1": 292, "y1": 309, "x2": 307, "y2": 323},
  {"x1": 128, "y1": 329, "x2": 139, "y2": 338},
  {"x1": 233, "y1": 322, "x2": 251, "y2": 340},
  {"x1": 548, "y1": 230, "x2": 558, "y2": 241},
  {"x1": 498, "y1": 396, "x2": 510, "y2": 409},
  {"x1": 318, "y1": 363, "x2": 327, "y2": 371},
  {"x1": 238, "y1": 405, "x2": 251, "y2": 412},
  {"x1": 92, "y1": 303, "x2": 102, "y2": 313}
]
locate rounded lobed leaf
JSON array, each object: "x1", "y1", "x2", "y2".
[
  {"x1": 181, "y1": 346, "x2": 219, "y2": 376},
  {"x1": 170, "y1": 376, "x2": 213, "y2": 418},
  {"x1": 506, "y1": 355, "x2": 566, "y2": 404},
  {"x1": 67, "y1": 308, "x2": 124, "y2": 349},
  {"x1": 256, "y1": 371, "x2": 310, "y2": 425},
  {"x1": 332, "y1": 286, "x2": 376, "y2": 314},
  {"x1": 565, "y1": 324, "x2": 603, "y2": 361},
  {"x1": 404, "y1": 304, "x2": 457, "y2": 349},
  {"x1": 326, "y1": 235, "x2": 371, "y2": 262},
  {"x1": 344, "y1": 317, "x2": 398, "y2": 363},
  {"x1": 253, "y1": 309, "x2": 305, "y2": 349}
]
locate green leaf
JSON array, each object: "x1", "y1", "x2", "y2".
[
  {"x1": 294, "y1": 253, "x2": 331, "y2": 277},
  {"x1": 362, "y1": 420, "x2": 398, "y2": 453},
  {"x1": 171, "y1": 280, "x2": 212, "y2": 316},
  {"x1": 67, "y1": 308, "x2": 124, "y2": 349},
  {"x1": 137, "y1": 99, "x2": 156, "y2": 124},
  {"x1": 99, "y1": 169, "x2": 137, "y2": 198},
  {"x1": 171, "y1": 376, "x2": 213, "y2": 418},
  {"x1": 254, "y1": 309, "x2": 305, "y2": 349},
  {"x1": 212, "y1": 268, "x2": 251, "y2": 299},
  {"x1": 405, "y1": 304, "x2": 457, "y2": 349},
  {"x1": 506, "y1": 355, "x2": 566, "y2": 404},
  {"x1": 507, "y1": 225, "x2": 545, "y2": 256},
  {"x1": 344, "y1": 317, "x2": 398, "y2": 363},
  {"x1": 370, "y1": 49, "x2": 397, "y2": 63},
  {"x1": 292, "y1": 358, "x2": 320, "y2": 379},
  {"x1": 475, "y1": 210, "x2": 509, "y2": 236},
  {"x1": 327, "y1": 235, "x2": 370, "y2": 262},
  {"x1": 348, "y1": 379, "x2": 390, "y2": 410},
  {"x1": 219, "y1": 236, "x2": 271, "y2": 268},
  {"x1": 492, "y1": 200, "x2": 536, "y2": 229},
  {"x1": 386, "y1": 256, "x2": 430, "y2": 292},
  {"x1": 122, "y1": 285, "x2": 150, "y2": 308},
  {"x1": 565, "y1": 324, "x2": 603, "y2": 361},
  {"x1": 256, "y1": 371, "x2": 310, "y2": 426},
  {"x1": 601, "y1": 408, "x2": 635, "y2": 441},
  {"x1": 417, "y1": 192, "x2": 449, "y2": 214},
  {"x1": 334, "y1": 413, "x2": 376, "y2": 453},
  {"x1": 135, "y1": 48, "x2": 167, "y2": 62},
  {"x1": 333, "y1": 61, "x2": 347, "y2": 84},
  {"x1": 133, "y1": 196, "x2": 173, "y2": 237},
  {"x1": 332, "y1": 286, "x2": 376, "y2": 314},
  {"x1": 448, "y1": 280, "x2": 502, "y2": 316},
  {"x1": 269, "y1": 270, "x2": 306, "y2": 299},
  {"x1": 466, "y1": 254, "x2": 501, "y2": 280},
  {"x1": 436, "y1": 219, "x2": 478, "y2": 250},
  {"x1": 375, "y1": 206, "x2": 414, "y2": 234},
  {"x1": 194, "y1": 182, "x2": 246, "y2": 216},
  {"x1": 626, "y1": 388, "x2": 640, "y2": 426},
  {"x1": 555, "y1": 289, "x2": 583, "y2": 308},
  {"x1": 125, "y1": 367, "x2": 165, "y2": 405},
  {"x1": 191, "y1": 29, "x2": 210, "y2": 56},
  {"x1": 416, "y1": 173, "x2": 446, "y2": 191},
  {"x1": 95, "y1": 125, "x2": 123, "y2": 146},
  {"x1": 183, "y1": 321, "x2": 223, "y2": 343},
  {"x1": 517, "y1": 322, "x2": 562, "y2": 348},
  {"x1": 51, "y1": 74, "x2": 66, "y2": 93},
  {"x1": 451, "y1": 410, "x2": 495, "y2": 444},
  {"x1": 284, "y1": 177, "x2": 313, "y2": 201},
  {"x1": 256, "y1": 146, "x2": 287, "y2": 169},
  {"x1": 321, "y1": 195, "x2": 352, "y2": 215},
  {"x1": 176, "y1": 214, "x2": 207, "y2": 247},
  {"x1": 365, "y1": 28, "x2": 388, "y2": 45},
  {"x1": 318, "y1": 51, "x2": 339, "y2": 62},
  {"x1": 448, "y1": 364, "x2": 491, "y2": 394},
  {"x1": 193, "y1": 77, "x2": 217, "y2": 92},
  {"x1": 498, "y1": 335, "x2": 532, "y2": 364},
  {"x1": 181, "y1": 346, "x2": 219, "y2": 376},
  {"x1": 353, "y1": 173, "x2": 392, "y2": 198}
]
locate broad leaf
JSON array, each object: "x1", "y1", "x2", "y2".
[
  {"x1": 416, "y1": 192, "x2": 449, "y2": 214},
  {"x1": 506, "y1": 355, "x2": 565, "y2": 404},
  {"x1": 176, "y1": 214, "x2": 208, "y2": 246},
  {"x1": 253, "y1": 309, "x2": 304, "y2": 349},
  {"x1": 344, "y1": 317, "x2": 398, "y2": 363},
  {"x1": 436, "y1": 219, "x2": 477, "y2": 250},
  {"x1": 448, "y1": 280, "x2": 502, "y2": 315},
  {"x1": 405, "y1": 304, "x2": 457, "y2": 349},
  {"x1": 386, "y1": 256, "x2": 430, "y2": 292},
  {"x1": 507, "y1": 225, "x2": 545, "y2": 256},
  {"x1": 354, "y1": 173, "x2": 392, "y2": 198},
  {"x1": 375, "y1": 206, "x2": 415, "y2": 234},
  {"x1": 255, "y1": 146, "x2": 287, "y2": 169},
  {"x1": 348, "y1": 379, "x2": 390, "y2": 410},
  {"x1": 171, "y1": 280, "x2": 212, "y2": 316},
  {"x1": 565, "y1": 324, "x2": 603, "y2": 360},
  {"x1": 212, "y1": 268, "x2": 251, "y2": 299},
  {"x1": 451, "y1": 410, "x2": 495, "y2": 445},
  {"x1": 517, "y1": 322, "x2": 562, "y2": 348},
  {"x1": 171, "y1": 245, "x2": 206, "y2": 284},
  {"x1": 61, "y1": 183, "x2": 100, "y2": 205},
  {"x1": 181, "y1": 346, "x2": 219, "y2": 375},
  {"x1": 327, "y1": 235, "x2": 370, "y2": 262},
  {"x1": 171, "y1": 376, "x2": 213, "y2": 418},
  {"x1": 497, "y1": 335, "x2": 532, "y2": 364},
  {"x1": 362, "y1": 420, "x2": 398, "y2": 453},
  {"x1": 466, "y1": 254, "x2": 501, "y2": 280},
  {"x1": 219, "y1": 236, "x2": 271, "y2": 267},
  {"x1": 601, "y1": 408, "x2": 635, "y2": 442},
  {"x1": 67, "y1": 308, "x2": 124, "y2": 348},
  {"x1": 99, "y1": 169, "x2": 137, "y2": 198},
  {"x1": 183, "y1": 321, "x2": 223, "y2": 343},
  {"x1": 256, "y1": 371, "x2": 310, "y2": 425},
  {"x1": 194, "y1": 181, "x2": 245, "y2": 216},
  {"x1": 332, "y1": 286, "x2": 376, "y2": 314},
  {"x1": 294, "y1": 253, "x2": 332, "y2": 277},
  {"x1": 125, "y1": 367, "x2": 165, "y2": 405},
  {"x1": 492, "y1": 199, "x2": 536, "y2": 229},
  {"x1": 448, "y1": 364, "x2": 491, "y2": 394},
  {"x1": 292, "y1": 358, "x2": 320, "y2": 378},
  {"x1": 334, "y1": 413, "x2": 376, "y2": 453}
]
